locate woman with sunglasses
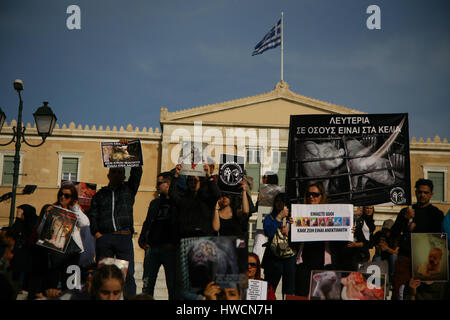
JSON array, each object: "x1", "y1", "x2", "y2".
[
  {"x1": 295, "y1": 182, "x2": 330, "y2": 297},
  {"x1": 44, "y1": 184, "x2": 90, "y2": 297}
]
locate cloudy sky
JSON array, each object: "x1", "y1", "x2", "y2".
[{"x1": 0, "y1": 0, "x2": 449, "y2": 140}]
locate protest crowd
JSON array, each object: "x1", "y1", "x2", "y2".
[{"x1": 1, "y1": 138, "x2": 450, "y2": 301}]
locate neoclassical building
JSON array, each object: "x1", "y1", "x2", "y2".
[{"x1": 1, "y1": 81, "x2": 449, "y2": 261}]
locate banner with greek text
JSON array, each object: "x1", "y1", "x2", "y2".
[
  {"x1": 291, "y1": 204, "x2": 353, "y2": 242},
  {"x1": 286, "y1": 113, "x2": 411, "y2": 206}
]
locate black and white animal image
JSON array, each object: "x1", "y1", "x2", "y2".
[
  {"x1": 311, "y1": 271, "x2": 341, "y2": 300},
  {"x1": 187, "y1": 238, "x2": 239, "y2": 289},
  {"x1": 223, "y1": 167, "x2": 232, "y2": 183},
  {"x1": 299, "y1": 141, "x2": 345, "y2": 193},
  {"x1": 345, "y1": 139, "x2": 395, "y2": 191}
]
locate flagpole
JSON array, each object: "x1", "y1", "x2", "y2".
[{"x1": 281, "y1": 11, "x2": 284, "y2": 82}]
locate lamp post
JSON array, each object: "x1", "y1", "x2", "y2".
[{"x1": 0, "y1": 79, "x2": 57, "y2": 226}]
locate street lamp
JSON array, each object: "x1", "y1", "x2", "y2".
[{"x1": 0, "y1": 79, "x2": 57, "y2": 226}]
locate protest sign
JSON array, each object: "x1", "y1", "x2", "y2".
[
  {"x1": 61, "y1": 180, "x2": 97, "y2": 212},
  {"x1": 309, "y1": 270, "x2": 386, "y2": 300},
  {"x1": 36, "y1": 205, "x2": 78, "y2": 254},
  {"x1": 286, "y1": 113, "x2": 411, "y2": 206},
  {"x1": 179, "y1": 236, "x2": 248, "y2": 294},
  {"x1": 178, "y1": 141, "x2": 209, "y2": 176},
  {"x1": 291, "y1": 204, "x2": 353, "y2": 242},
  {"x1": 101, "y1": 139, "x2": 143, "y2": 168},
  {"x1": 218, "y1": 154, "x2": 245, "y2": 194},
  {"x1": 246, "y1": 279, "x2": 267, "y2": 300},
  {"x1": 411, "y1": 233, "x2": 449, "y2": 282}
]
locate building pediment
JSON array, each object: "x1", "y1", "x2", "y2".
[{"x1": 160, "y1": 81, "x2": 364, "y2": 127}]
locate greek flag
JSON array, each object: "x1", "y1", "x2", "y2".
[{"x1": 252, "y1": 19, "x2": 281, "y2": 56}]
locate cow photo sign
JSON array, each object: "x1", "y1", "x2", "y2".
[{"x1": 286, "y1": 114, "x2": 411, "y2": 206}]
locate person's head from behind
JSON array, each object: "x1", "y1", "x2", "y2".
[
  {"x1": 262, "y1": 172, "x2": 278, "y2": 185},
  {"x1": 108, "y1": 167, "x2": 126, "y2": 188},
  {"x1": 156, "y1": 171, "x2": 172, "y2": 196},
  {"x1": 415, "y1": 178, "x2": 434, "y2": 207},
  {"x1": 304, "y1": 182, "x2": 327, "y2": 204},
  {"x1": 248, "y1": 253, "x2": 261, "y2": 280},
  {"x1": 91, "y1": 264, "x2": 124, "y2": 300},
  {"x1": 272, "y1": 192, "x2": 286, "y2": 215},
  {"x1": 39, "y1": 204, "x2": 53, "y2": 222},
  {"x1": 56, "y1": 184, "x2": 78, "y2": 209}
]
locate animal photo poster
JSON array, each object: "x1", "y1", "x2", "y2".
[
  {"x1": 61, "y1": 180, "x2": 97, "y2": 212},
  {"x1": 411, "y1": 233, "x2": 449, "y2": 282},
  {"x1": 286, "y1": 114, "x2": 411, "y2": 206},
  {"x1": 178, "y1": 141, "x2": 210, "y2": 176},
  {"x1": 101, "y1": 139, "x2": 143, "y2": 168},
  {"x1": 218, "y1": 154, "x2": 245, "y2": 194},
  {"x1": 290, "y1": 204, "x2": 354, "y2": 242},
  {"x1": 36, "y1": 205, "x2": 78, "y2": 254},
  {"x1": 309, "y1": 270, "x2": 386, "y2": 300},
  {"x1": 179, "y1": 236, "x2": 248, "y2": 297}
]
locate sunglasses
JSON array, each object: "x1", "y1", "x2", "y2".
[
  {"x1": 58, "y1": 192, "x2": 72, "y2": 199},
  {"x1": 307, "y1": 192, "x2": 322, "y2": 198},
  {"x1": 248, "y1": 262, "x2": 257, "y2": 268},
  {"x1": 157, "y1": 181, "x2": 168, "y2": 186}
]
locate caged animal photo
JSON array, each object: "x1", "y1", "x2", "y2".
[{"x1": 287, "y1": 114, "x2": 410, "y2": 206}]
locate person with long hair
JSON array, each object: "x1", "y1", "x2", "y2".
[
  {"x1": 247, "y1": 252, "x2": 276, "y2": 300},
  {"x1": 261, "y1": 192, "x2": 296, "y2": 298},
  {"x1": 45, "y1": 184, "x2": 90, "y2": 297},
  {"x1": 295, "y1": 182, "x2": 330, "y2": 297}
]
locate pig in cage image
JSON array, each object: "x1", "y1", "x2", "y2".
[{"x1": 287, "y1": 133, "x2": 410, "y2": 206}]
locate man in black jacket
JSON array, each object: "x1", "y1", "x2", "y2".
[
  {"x1": 88, "y1": 150, "x2": 142, "y2": 298},
  {"x1": 390, "y1": 178, "x2": 444, "y2": 300},
  {"x1": 138, "y1": 171, "x2": 178, "y2": 300}
]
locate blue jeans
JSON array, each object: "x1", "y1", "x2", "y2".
[
  {"x1": 264, "y1": 255, "x2": 296, "y2": 297},
  {"x1": 95, "y1": 233, "x2": 136, "y2": 298},
  {"x1": 142, "y1": 243, "x2": 176, "y2": 300},
  {"x1": 372, "y1": 253, "x2": 398, "y2": 283}
]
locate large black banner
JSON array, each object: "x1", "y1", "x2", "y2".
[{"x1": 286, "y1": 114, "x2": 411, "y2": 206}]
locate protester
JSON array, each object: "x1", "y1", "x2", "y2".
[
  {"x1": 252, "y1": 173, "x2": 281, "y2": 261},
  {"x1": 403, "y1": 278, "x2": 449, "y2": 300},
  {"x1": 371, "y1": 219, "x2": 398, "y2": 284},
  {"x1": 295, "y1": 182, "x2": 330, "y2": 297},
  {"x1": 138, "y1": 171, "x2": 178, "y2": 300},
  {"x1": 43, "y1": 185, "x2": 90, "y2": 297},
  {"x1": 170, "y1": 163, "x2": 220, "y2": 238},
  {"x1": 390, "y1": 178, "x2": 444, "y2": 300},
  {"x1": 330, "y1": 206, "x2": 371, "y2": 271},
  {"x1": 213, "y1": 180, "x2": 250, "y2": 236},
  {"x1": 262, "y1": 192, "x2": 296, "y2": 298},
  {"x1": 0, "y1": 231, "x2": 17, "y2": 300},
  {"x1": 9, "y1": 204, "x2": 37, "y2": 293},
  {"x1": 248, "y1": 252, "x2": 276, "y2": 300},
  {"x1": 88, "y1": 140, "x2": 142, "y2": 298}
]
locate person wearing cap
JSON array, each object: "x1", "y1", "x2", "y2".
[{"x1": 371, "y1": 219, "x2": 398, "y2": 284}]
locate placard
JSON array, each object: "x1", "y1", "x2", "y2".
[
  {"x1": 309, "y1": 270, "x2": 386, "y2": 300},
  {"x1": 411, "y1": 233, "x2": 449, "y2": 282},
  {"x1": 101, "y1": 139, "x2": 143, "y2": 168},
  {"x1": 255, "y1": 206, "x2": 272, "y2": 231},
  {"x1": 218, "y1": 154, "x2": 245, "y2": 194},
  {"x1": 290, "y1": 204, "x2": 353, "y2": 242},
  {"x1": 179, "y1": 236, "x2": 248, "y2": 293},
  {"x1": 246, "y1": 279, "x2": 267, "y2": 300},
  {"x1": 286, "y1": 114, "x2": 411, "y2": 206},
  {"x1": 36, "y1": 205, "x2": 78, "y2": 254},
  {"x1": 178, "y1": 141, "x2": 209, "y2": 176}
]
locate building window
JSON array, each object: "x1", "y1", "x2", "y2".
[
  {"x1": 62, "y1": 158, "x2": 79, "y2": 182},
  {"x1": 0, "y1": 151, "x2": 24, "y2": 186},
  {"x1": 423, "y1": 166, "x2": 447, "y2": 203},
  {"x1": 272, "y1": 149, "x2": 287, "y2": 186},
  {"x1": 57, "y1": 152, "x2": 84, "y2": 185},
  {"x1": 246, "y1": 148, "x2": 261, "y2": 192},
  {"x1": 1, "y1": 155, "x2": 14, "y2": 185}
]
